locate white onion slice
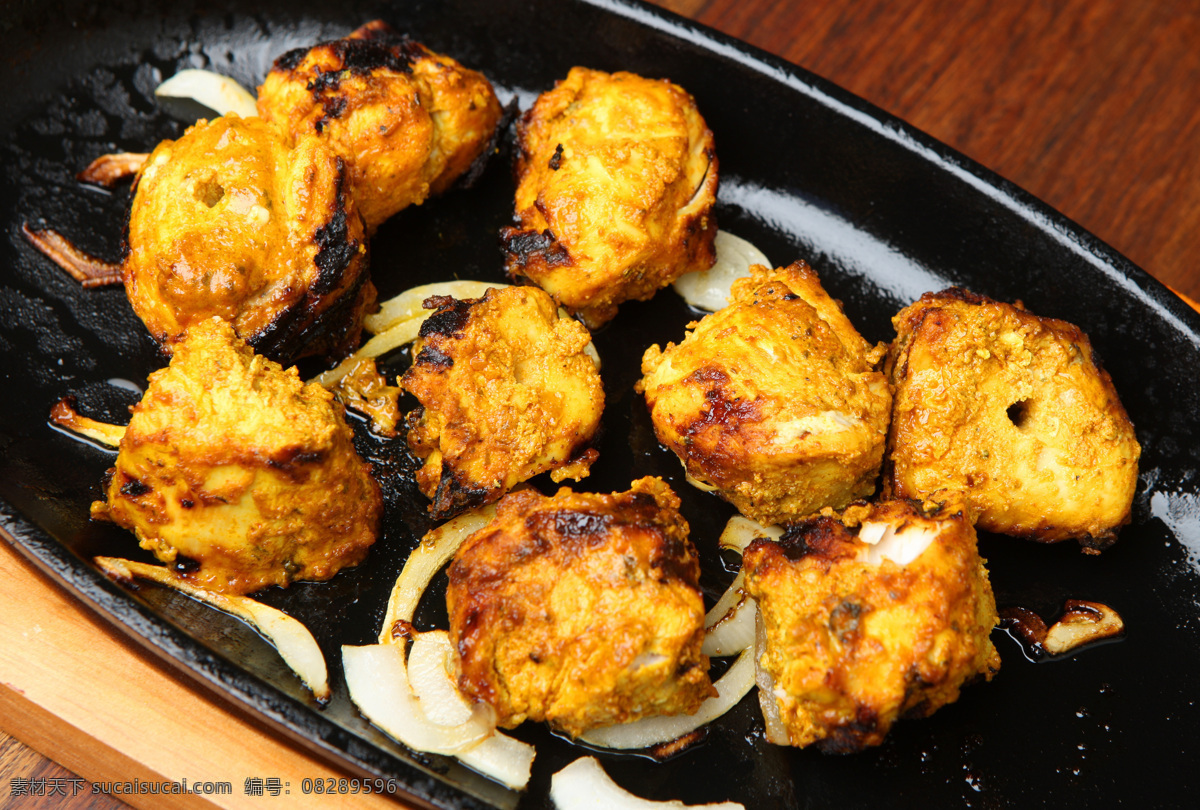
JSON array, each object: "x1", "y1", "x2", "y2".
[
  {"x1": 753, "y1": 610, "x2": 789, "y2": 745},
  {"x1": 364, "y1": 281, "x2": 507, "y2": 334},
  {"x1": 155, "y1": 69, "x2": 258, "y2": 118},
  {"x1": 672, "y1": 231, "x2": 772, "y2": 312},
  {"x1": 379, "y1": 503, "x2": 499, "y2": 642},
  {"x1": 717, "y1": 515, "x2": 783, "y2": 554},
  {"x1": 94, "y1": 556, "x2": 328, "y2": 700},
  {"x1": 408, "y1": 631, "x2": 478, "y2": 727},
  {"x1": 551, "y1": 756, "x2": 744, "y2": 810},
  {"x1": 579, "y1": 645, "x2": 756, "y2": 750},
  {"x1": 856, "y1": 520, "x2": 939, "y2": 567},
  {"x1": 702, "y1": 576, "x2": 756, "y2": 658},
  {"x1": 342, "y1": 643, "x2": 491, "y2": 755},
  {"x1": 457, "y1": 731, "x2": 536, "y2": 792}
]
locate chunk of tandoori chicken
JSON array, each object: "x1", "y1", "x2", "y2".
[
  {"x1": 124, "y1": 114, "x2": 372, "y2": 364},
  {"x1": 257, "y1": 20, "x2": 503, "y2": 232},
  {"x1": 91, "y1": 318, "x2": 381, "y2": 595},
  {"x1": 446, "y1": 478, "x2": 715, "y2": 738},
  {"x1": 885, "y1": 288, "x2": 1140, "y2": 552},
  {"x1": 742, "y1": 497, "x2": 1001, "y2": 752},
  {"x1": 401, "y1": 285, "x2": 603, "y2": 519},
  {"x1": 500, "y1": 67, "x2": 718, "y2": 327},
  {"x1": 638, "y1": 262, "x2": 892, "y2": 525}
]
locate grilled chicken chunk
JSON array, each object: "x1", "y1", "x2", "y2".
[
  {"x1": 885, "y1": 288, "x2": 1140, "y2": 551},
  {"x1": 401, "y1": 285, "x2": 604, "y2": 519},
  {"x1": 446, "y1": 478, "x2": 715, "y2": 738},
  {"x1": 743, "y1": 497, "x2": 1001, "y2": 752},
  {"x1": 125, "y1": 114, "x2": 372, "y2": 364},
  {"x1": 91, "y1": 318, "x2": 381, "y2": 595},
  {"x1": 638, "y1": 262, "x2": 892, "y2": 525},
  {"x1": 257, "y1": 20, "x2": 502, "y2": 232},
  {"x1": 500, "y1": 67, "x2": 718, "y2": 327}
]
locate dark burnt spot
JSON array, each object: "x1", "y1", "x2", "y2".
[
  {"x1": 549, "y1": 143, "x2": 564, "y2": 170},
  {"x1": 817, "y1": 707, "x2": 881, "y2": 754},
  {"x1": 314, "y1": 95, "x2": 348, "y2": 133},
  {"x1": 430, "y1": 469, "x2": 493, "y2": 519},
  {"x1": 829, "y1": 599, "x2": 865, "y2": 644},
  {"x1": 179, "y1": 498, "x2": 194, "y2": 509},
  {"x1": 419, "y1": 297, "x2": 477, "y2": 339},
  {"x1": 303, "y1": 36, "x2": 421, "y2": 97},
  {"x1": 268, "y1": 450, "x2": 324, "y2": 471},
  {"x1": 415, "y1": 345, "x2": 454, "y2": 369},
  {"x1": 172, "y1": 555, "x2": 201, "y2": 575},
  {"x1": 500, "y1": 227, "x2": 572, "y2": 273},
  {"x1": 313, "y1": 162, "x2": 360, "y2": 294},
  {"x1": 552, "y1": 509, "x2": 612, "y2": 538},
  {"x1": 682, "y1": 385, "x2": 760, "y2": 437},
  {"x1": 775, "y1": 516, "x2": 855, "y2": 561},
  {"x1": 119, "y1": 478, "x2": 150, "y2": 498},
  {"x1": 273, "y1": 47, "x2": 308, "y2": 72}
]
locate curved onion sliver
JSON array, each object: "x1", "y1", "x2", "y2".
[
  {"x1": 408, "y1": 630, "x2": 481, "y2": 727},
  {"x1": 364, "y1": 281, "x2": 507, "y2": 334},
  {"x1": 379, "y1": 503, "x2": 499, "y2": 643},
  {"x1": 94, "y1": 556, "x2": 329, "y2": 700},
  {"x1": 457, "y1": 731, "x2": 536, "y2": 792},
  {"x1": 753, "y1": 611, "x2": 789, "y2": 745},
  {"x1": 342, "y1": 643, "x2": 492, "y2": 755},
  {"x1": 579, "y1": 645, "x2": 756, "y2": 750},
  {"x1": 671, "y1": 231, "x2": 772, "y2": 312},
  {"x1": 551, "y1": 756, "x2": 744, "y2": 810},
  {"x1": 155, "y1": 69, "x2": 258, "y2": 118},
  {"x1": 702, "y1": 574, "x2": 755, "y2": 658},
  {"x1": 718, "y1": 515, "x2": 783, "y2": 554}
]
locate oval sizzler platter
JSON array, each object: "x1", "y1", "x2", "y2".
[{"x1": 2, "y1": 1, "x2": 1200, "y2": 808}]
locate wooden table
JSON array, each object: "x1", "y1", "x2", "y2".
[{"x1": 4, "y1": 1, "x2": 1199, "y2": 807}]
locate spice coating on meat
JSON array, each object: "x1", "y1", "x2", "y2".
[
  {"x1": 401, "y1": 285, "x2": 604, "y2": 519},
  {"x1": 639, "y1": 262, "x2": 892, "y2": 524},
  {"x1": 257, "y1": 21, "x2": 502, "y2": 232},
  {"x1": 500, "y1": 67, "x2": 718, "y2": 327},
  {"x1": 91, "y1": 318, "x2": 381, "y2": 594},
  {"x1": 446, "y1": 478, "x2": 715, "y2": 738},
  {"x1": 885, "y1": 288, "x2": 1140, "y2": 551},
  {"x1": 742, "y1": 498, "x2": 1001, "y2": 752},
  {"x1": 123, "y1": 115, "x2": 372, "y2": 364}
]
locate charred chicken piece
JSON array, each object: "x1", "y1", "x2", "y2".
[
  {"x1": 885, "y1": 288, "x2": 1140, "y2": 552},
  {"x1": 124, "y1": 114, "x2": 372, "y2": 364},
  {"x1": 401, "y1": 284, "x2": 604, "y2": 519},
  {"x1": 91, "y1": 318, "x2": 381, "y2": 595},
  {"x1": 500, "y1": 67, "x2": 718, "y2": 327},
  {"x1": 257, "y1": 20, "x2": 503, "y2": 232},
  {"x1": 743, "y1": 497, "x2": 1001, "y2": 752},
  {"x1": 638, "y1": 262, "x2": 892, "y2": 525},
  {"x1": 446, "y1": 478, "x2": 715, "y2": 738}
]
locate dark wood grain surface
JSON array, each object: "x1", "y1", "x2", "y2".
[{"x1": 3, "y1": 1, "x2": 1198, "y2": 807}]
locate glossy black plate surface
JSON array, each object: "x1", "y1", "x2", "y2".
[{"x1": 3, "y1": 1, "x2": 1200, "y2": 808}]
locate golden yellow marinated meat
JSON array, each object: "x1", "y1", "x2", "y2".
[
  {"x1": 885, "y1": 288, "x2": 1140, "y2": 551},
  {"x1": 91, "y1": 318, "x2": 381, "y2": 595},
  {"x1": 638, "y1": 262, "x2": 892, "y2": 525},
  {"x1": 742, "y1": 498, "x2": 1001, "y2": 752},
  {"x1": 124, "y1": 114, "x2": 371, "y2": 364},
  {"x1": 500, "y1": 67, "x2": 718, "y2": 327},
  {"x1": 401, "y1": 285, "x2": 603, "y2": 519},
  {"x1": 445, "y1": 478, "x2": 715, "y2": 738},
  {"x1": 257, "y1": 20, "x2": 503, "y2": 232}
]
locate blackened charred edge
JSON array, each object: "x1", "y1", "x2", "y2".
[
  {"x1": 455, "y1": 96, "x2": 519, "y2": 191},
  {"x1": 418, "y1": 297, "x2": 478, "y2": 339},
  {"x1": 173, "y1": 555, "x2": 202, "y2": 574},
  {"x1": 415, "y1": 345, "x2": 454, "y2": 369},
  {"x1": 247, "y1": 263, "x2": 370, "y2": 365},
  {"x1": 775, "y1": 515, "x2": 849, "y2": 561},
  {"x1": 499, "y1": 227, "x2": 572, "y2": 274},
  {"x1": 314, "y1": 95, "x2": 348, "y2": 132},
  {"x1": 815, "y1": 707, "x2": 881, "y2": 754},
  {"x1": 430, "y1": 469, "x2": 493, "y2": 520},
  {"x1": 548, "y1": 143, "x2": 564, "y2": 170},
  {"x1": 273, "y1": 47, "x2": 308, "y2": 72},
  {"x1": 119, "y1": 478, "x2": 150, "y2": 497},
  {"x1": 313, "y1": 160, "x2": 360, "y2": 294},
  {"x1": 302, "y1": 36, "x2": 423, "y2": 96}
]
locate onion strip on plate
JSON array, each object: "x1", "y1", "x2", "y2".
[
  {"x1": 578, "y1": 646, "x2": 757, "y2": 750},
  {"x1": 155, "y1": 68, "x2": 258, "y2": 118},
  {"x1": 93, "y1": 556, "x2": 329, "y2": 700},
  {"x1": 550, "y1": 756, "x2": 744, "y2": 809},
  {"x1": 671, "y1": 231, "x2": 772, "y2": 312}
]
